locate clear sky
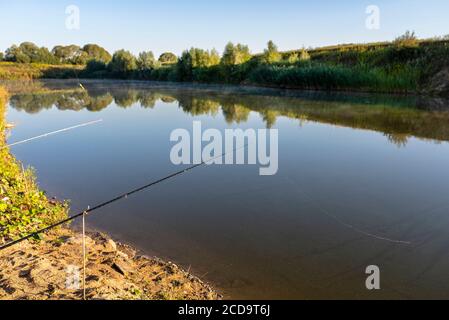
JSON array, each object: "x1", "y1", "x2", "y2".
[{"x1": 1, "y1": 0, "x2": 448, "y2": 56}]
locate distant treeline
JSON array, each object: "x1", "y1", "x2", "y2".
[{"x1": 1, "y1": 31, "x2": 449, "y2": 94}]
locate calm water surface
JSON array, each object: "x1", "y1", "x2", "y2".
[{"x1": 5, "y1": 80, "x2": 449, "y2": 299}]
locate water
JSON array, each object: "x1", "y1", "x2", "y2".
[{"x1": 5, "y1": 80, "x2": 449, "y2": 299}]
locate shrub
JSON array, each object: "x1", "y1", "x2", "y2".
[{"x1": 394, "y1": 31, "x2": 419, "y2": 48}]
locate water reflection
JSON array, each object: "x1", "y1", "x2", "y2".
[{"x1": 6, "y1": 80, "x2": 449, "y2": 147}]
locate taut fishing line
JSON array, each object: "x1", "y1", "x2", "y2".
[
  {"x1": 0, "y1": 144, "x2": 248, "y2": 251},
  {"x1": 2, "y1": 119, "x2": 103, "y2": 149}
]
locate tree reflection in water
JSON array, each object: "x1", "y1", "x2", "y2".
[{"x1": 6, "y1": 80, "x2": 449, "y2": 147}]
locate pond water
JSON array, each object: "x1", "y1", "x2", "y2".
[{"x1": 5, "y1": 80, "x2": 449, "y2": 299}]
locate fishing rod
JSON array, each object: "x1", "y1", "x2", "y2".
[
  {"x1": 2, "y1": 119, "x2": 103, "y2": 149},
  {"x1": 0, "y1": 144, "x2": 248, "y2": 251}
]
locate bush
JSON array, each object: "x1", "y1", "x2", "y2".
[{"x1": 394, "y1": 31, "x2": 419, "y2": 48}]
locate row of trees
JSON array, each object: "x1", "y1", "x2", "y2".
[
  {"x1": 77, "y1": 41, "x2": 295, "y2": 79},
  {"x1": 0, "y1": 40, "x2": 303, "y2": 69},
  {"x1": 0, "y1": 41, "x2": 179, "y2": 66},
  {"x1": 88, "y1": 41, "x2": 307, "y2": 76},
  {"x1": 1, "y1": 32, "x2": 436, "y2": 94}
]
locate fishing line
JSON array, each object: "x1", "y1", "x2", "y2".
[
  {"x1": 0, "y1": 144, "x2": 248, "y2": 251},
  {"x1": 285, "y1": 176, "x2": 412, "y2": 245},
  {"x1": 2, "y1": 119, "x2": 103, "y2": 149}
]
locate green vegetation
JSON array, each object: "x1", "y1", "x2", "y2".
[
  {"x1": 263, "y1": 41, "x2": 282, "y2": 64},
  {"x1": 0, "y1": 62, "x2": 83, "y2": 80},
  {"x1": 0, "y1": 87, "x2": 68, "y2": 244},
  {"x1": 158, "y1": 52, "x2": 178, "y2": 65},
  {"x1": 1, "y1": 32, "x2": 449, "y2": 95}
]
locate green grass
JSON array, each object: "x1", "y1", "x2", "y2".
[
  {"x1": 0, "y1": 62, "x2": 82, "y2": 80},
  {"x1": 248, "y1": 63, "x2": 419, "y2": 93},
  {"x1": 0, "y1": 87, "x2": 68, "y2": 243}
]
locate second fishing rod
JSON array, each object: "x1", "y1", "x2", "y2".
[{"x1": 0, "y1": 144, "x2": 248, "y2": 251}]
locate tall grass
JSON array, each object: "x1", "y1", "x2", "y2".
[{"x1": 248, "y1": 63, "x2": 419, "y2": 93}]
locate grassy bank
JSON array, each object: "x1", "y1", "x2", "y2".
[
  {"x1": 75, "y1": 39, "x2": 449, "y2": 95},
  {"x1": 1, "y1": 38, "x2": 449, "y2": 95},
  {"x1": 0, "y1": 86, "x2": 68, "y2": 244},
  {"x1": 0, "y1": 62, "x2": 82, "y2": 80}
]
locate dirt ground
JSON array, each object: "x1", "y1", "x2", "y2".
[{"x1": 0, "y1": 228, "x2": 221, "y2": 300}]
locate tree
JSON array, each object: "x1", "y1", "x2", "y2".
[
  {"x1": 158, "y1": 52, "x2": 178, "y2": 64},
  {"x1": 82, "y1": 44, "x2": 112, "y2": 63},
  {"x1": 263, "y1": 40, "x2": 281, "y2": 63},
  {"x1": 137, "y1": 51, "x2": 159, "y2": 70},
  {"x1": 4, "y1": 42, "x2": 58, "y2": 64},
  {"x1": 176, "y1": 50, "x2": 193, "y2": 81},
  {"x1": 108, "y1": 50, "x2": 137, "y2": 74},
  {"x1": 5, "y1": 45, "x2": 28, "y2": 63},
  {"x1": 221, "y1": 42, "x2": 251, "y2": 66},
  {"x1": 20, "y1": 42, "x2": 57, "y2": 63},
  {"x1": 189, "y1": 48, "x2": 220, "y2": 68},
  {"x1": 394, "y1": 31, "x2": 418, "y2": 47},
  {"x1": 52, "y1": 45, "x2": 88, "y2": 64},
  {"x1": 209, "y1": 49, "x2": 221, "y2": 66},
  {"x1": 0, "y1": 52, "x2": 3, "y2": 61}
]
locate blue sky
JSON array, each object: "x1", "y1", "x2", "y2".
[{"x1": 1, "y1": 0, "x2": 448, "y2": 56}]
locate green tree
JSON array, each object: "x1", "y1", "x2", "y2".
[
  {"x1": 209, "y1": 49, "x2": 221, "y2": 66},
  {"x1": 5, "y1": 45, "x2": 29, "y2": 63},
  {"x1": 52, "y1": 45, "x2": 88, "y2": 64},
  {"x1": 158, "y1": 52, "x2": 178, "y2": 64},
  {"x1": 108, "y1": 50, "x2": 137, "y2": 75},
  {"x1": 4, "y1": 42, "x2": 58, "y2": 64},
  {"x1": 0, "y1": 52, "x2": 4, "y2": 61},
  {"x1": 263, "y1": 40, "x2": 281, "y2": 63},
  {"x1": 82, "y1": 44, "x2": 112, "y2": 63},
  {"x1": 189, "y1": 48, "x2": 220, "y2": 68},
  {"x1": 137, "y1": 51, "x2": 159, "y2": 70},
  {"x1": 176, "y1": 50, "x2": 193, "y2": 81},
  {"x1": 221, "y1": 42, "x2": 251, "y2": 65}
]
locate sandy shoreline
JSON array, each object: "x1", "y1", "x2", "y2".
[{"x1": 0, "y1": 227, "x2": 221, "y2": 300}]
